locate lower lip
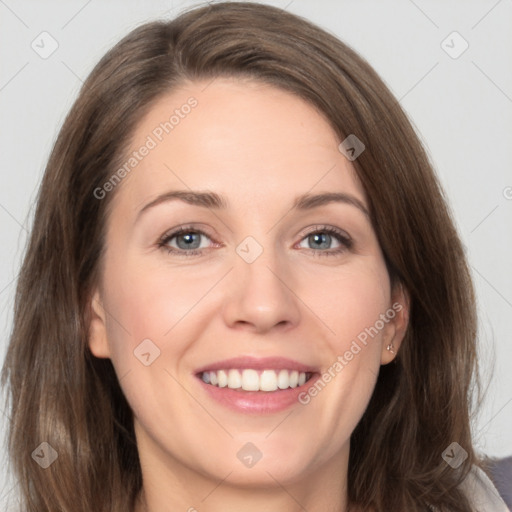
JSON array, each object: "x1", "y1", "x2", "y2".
[{"x1": 196, "y1": 374, "x2": 320, "y2": 414}]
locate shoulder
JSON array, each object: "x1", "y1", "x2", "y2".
[
  {"x1": 425, "y1": 464, "x2": 510, "y2": 512},
  {"x1": 457, "y1": 464, "x2": 511, "y2": 512}
]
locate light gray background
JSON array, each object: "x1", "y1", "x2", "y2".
[{"x1": 1, "y1": 0, "x2": 511, "y2": 508}]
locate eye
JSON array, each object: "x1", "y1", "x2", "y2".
[
  {"x1": 296, "y1": 225, "x2": 353, "y2": 257},
  {"x1": 157, "y1": 224, "x2": 353, "y2": 258},
  {"x1": 158, "y1": 226, "x2": 216, "y2": 257}
]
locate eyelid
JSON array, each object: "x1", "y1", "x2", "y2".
[
  {"x1": 300, "y1": 224, "x2": 352, "y2": 243},
  {"x1": 158, "y1": 223, "x2": 216, "y2": 242}
]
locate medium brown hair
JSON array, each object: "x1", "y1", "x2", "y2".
[{"x1": 1, "y1": 2, "x2": 488, "y2": 510}]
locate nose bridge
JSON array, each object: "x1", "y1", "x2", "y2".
[
  {"x1": 236, "y1": 233, "x2": 288, "y2": 299},
  {"x1": 222, "y1": 232, "x2": 301, "y2": 332}
]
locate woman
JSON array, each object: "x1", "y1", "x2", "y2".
[{"x1": 1, "y1": 2, "x2": 508, "y2": 511}]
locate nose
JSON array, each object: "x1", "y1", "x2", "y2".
[{"x1": 221, "y1": 241, "x2": 301, "y2": 334}]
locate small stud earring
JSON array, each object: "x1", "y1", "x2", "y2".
[{"x1": 386, "y1": 343, "x2": 395, "y2": 354}]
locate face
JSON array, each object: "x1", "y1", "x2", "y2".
[{"x1": 88, "y1": 77, "x2": 409, "y2": 503}]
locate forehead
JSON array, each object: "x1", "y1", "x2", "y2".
[{"x1": 113, "y1": 77, "x2": 367, "y2": 215}]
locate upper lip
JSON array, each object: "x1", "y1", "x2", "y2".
[{"x1": 194, "y1": 356, "x2": 319, "y2": 375}]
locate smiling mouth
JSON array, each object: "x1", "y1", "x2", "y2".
[{"x1": 198, "y1": 368, "x2": 315, "y2": 392}]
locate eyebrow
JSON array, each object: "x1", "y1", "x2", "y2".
[{"x1": 136, "y1": 189, "x2": 370, "y2": 221}]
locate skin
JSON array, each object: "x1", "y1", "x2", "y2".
[{"x1": 88, "y1": 77, "x2": 409, "y2": 512}]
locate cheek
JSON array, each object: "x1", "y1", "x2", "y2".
[
  {"x1": 296, "y1": 262, "x2": 389, "y2": 429},
  {"x1": 102, "y1": 252, "x2": 210, "y2": 348},
  {"x1": 98, "y1": 255, "x2": 205, "y2": 438},
  {"x1": 99, "y1": 251, "x2": 221, "y2": 419},
  {"x1": 307, "y1": 261, "x2": 391, "y2": 349}
]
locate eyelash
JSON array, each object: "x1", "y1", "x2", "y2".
[{"x1": 157, "y1": 224, "x2": 353, "y2": 258}]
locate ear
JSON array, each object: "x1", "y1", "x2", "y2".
[
  {"x1": 380, "y1": 281, "x2": 410, "y2": 365},
  {"x1": 87, "y1": 288, "x2": 111, "y2": 359}
]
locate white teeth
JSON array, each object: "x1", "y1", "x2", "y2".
[
  {"x1": 289, "y1": 370, "x2": 299, "y2": 388},
  {"x1": 201, "y1": 369, "x2": 310, "y2": 391},
  {"x1": 217, "y1": 369, "x2": 228, "y2": 387},
  {"x1": 277, "y1": 369, "x2": 289, "y2": 389},
  {"x1": 227, "y1": 369, "x2": 242, "y2": 389},
  {"x1": 260, "y1": 370, "x2": 278, "y2": 391},
  {"x1": 241, "y1": 369, "x2": 259, "y2": 391}
]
